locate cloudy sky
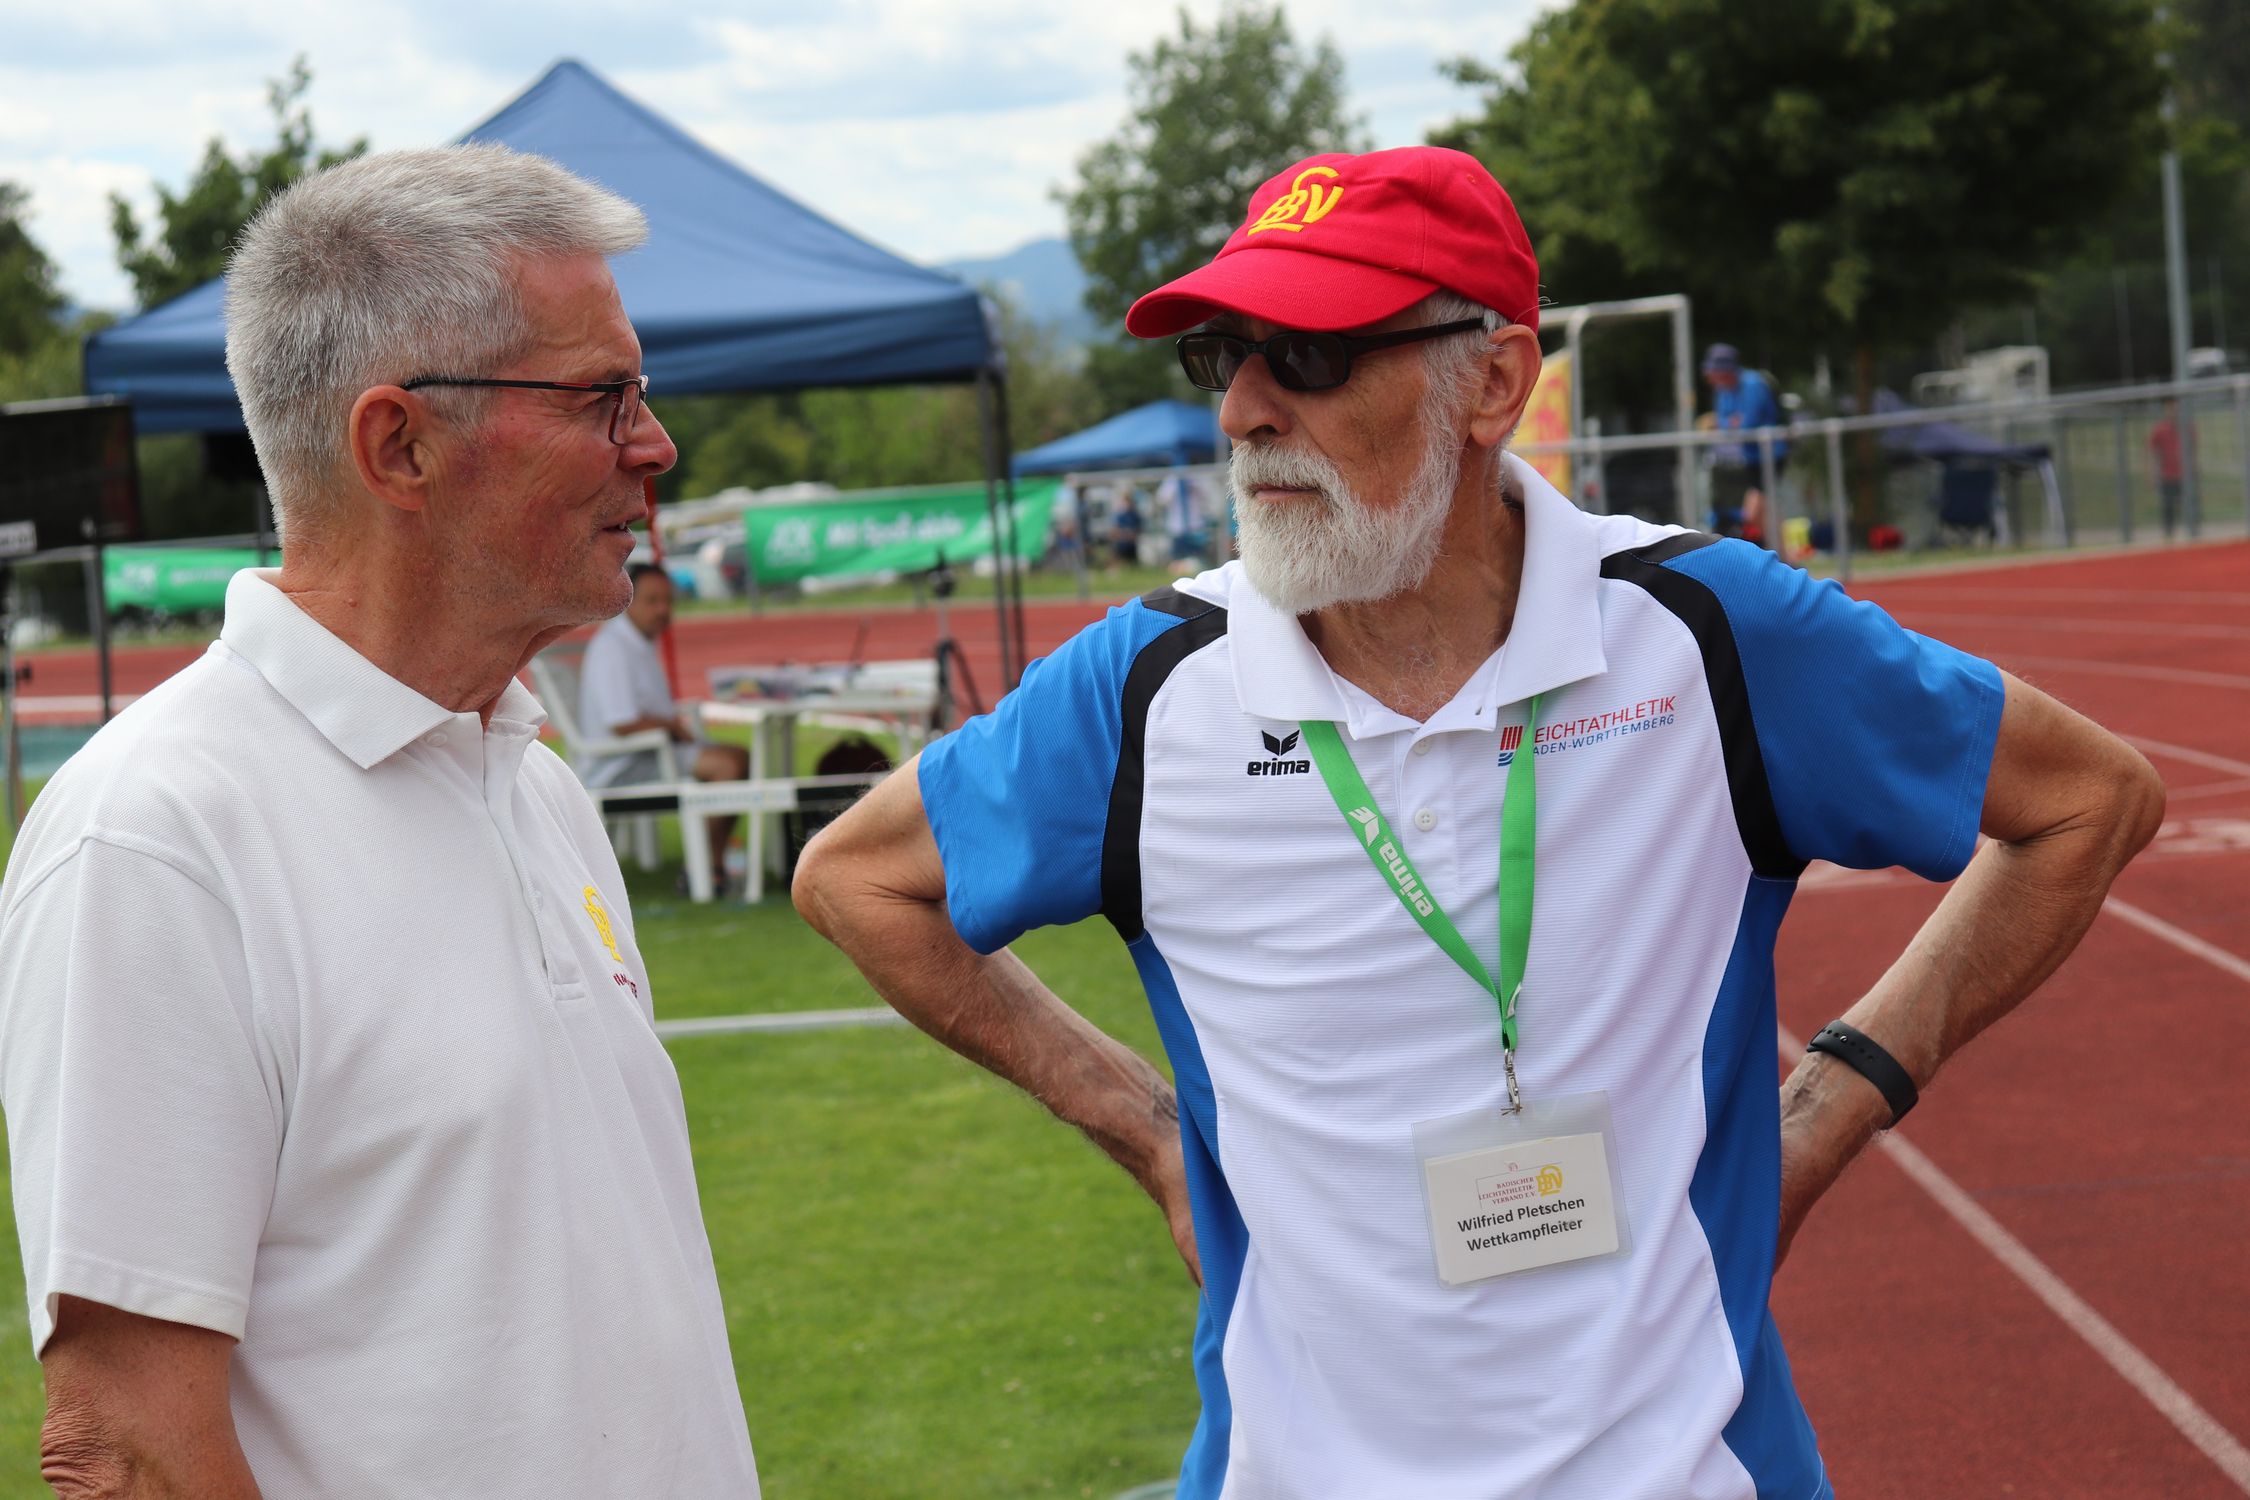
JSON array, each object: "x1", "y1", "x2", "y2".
[{"x1": 2, "y1": 0, "x2": 1553, "y2": 312}]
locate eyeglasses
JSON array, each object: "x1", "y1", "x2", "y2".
[
  {"x1": 400, "y1": 374, "x2": 651, "y2": 445},
  {"x1": 1176, "y1": 318, "x2": 1487, "y2": 394}
]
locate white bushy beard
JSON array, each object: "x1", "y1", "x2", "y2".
[{"x1": 1230, "y1": 389, "x2": 1468, "y2": 617}]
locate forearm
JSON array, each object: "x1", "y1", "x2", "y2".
[
  {"x1": 801, "y1": 880, "x2": 1180, "y2": 1197},
  {"x1": 1781, "y1": 775, "x2": 2159, "y2": 1213},
  {"x1": 41, "y1": 1301, "x2": 261, "y2": 1500}
]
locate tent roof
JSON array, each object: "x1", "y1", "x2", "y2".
[
  {"x1": 1873, "y1": 390, "x2": 2049, "y2": 465},
  {"x1": 1013, "y1": 399, "x2": 1220, "y2": 477},
  {"x1": 84, "y1": 60, "x2": 996, "y2": 434}
]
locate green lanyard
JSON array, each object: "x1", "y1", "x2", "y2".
[{"x1": 1299, "y1": 696, "x2": 1541, "y2": 1109}]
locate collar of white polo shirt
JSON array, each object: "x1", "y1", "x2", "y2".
[
  {"x1": 217, "y1": 569, "x2": 549, "y2": 771},
  {"x1": 1226, "y1": 451, "x2": 1609, "y2": 729}
]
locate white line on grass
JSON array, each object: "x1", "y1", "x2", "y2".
[
  {"x1": 654, "y1": 1007, "x2": 906, "y2": 1039},
  {"x1": 1778, "y1": 1022, "x2": 2250, "y2": 1493}
]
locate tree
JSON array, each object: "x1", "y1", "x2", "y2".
[
  {"x1": 1060, "y1": 1, "x2": 1364, "y2": 407},
  {"x1": 1437, "y1": 0, "x2": 2166, "y2": 408},
  {"x1": 111, "y1": 56, "x2": 364, "y2": 309},
  {"x1": 1, "y1": 182, "x2": 66, "y2": 357},
  {"x1": 656, "y1": 292, "x2": 1098, "y2": 501}
]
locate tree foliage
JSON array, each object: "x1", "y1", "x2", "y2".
[
  {"x1": 1435, "y1": 0, "x2": 2167, "y2": 376},
  {"x1": 1058, "y1": 1, "x2": 1362, "y2": 407},
  {"x1": 0, "y1": 181, "x2": 66, "y2": 358},
  {"x1": 110, "y1": 56, "x2": 365, "y2": 310},
  {"x1": 655, "y1": 294, "x2": 1100, "y2": 502}
]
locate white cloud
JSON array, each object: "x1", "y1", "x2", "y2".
[{"x1": 4, "y1": 0, "x2": 1554, "y2": 309}]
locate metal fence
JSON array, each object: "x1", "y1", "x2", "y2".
[{"x1": 1515, "y1": 373, "x2": 2250, "y2": 580}]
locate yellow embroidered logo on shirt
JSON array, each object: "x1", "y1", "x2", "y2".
[
  {"x1": 583, "y1": 886, "x2": 623, "y2": 963},
  {"x1": 1248, "y1": 165, "x2": 1343, "y2": 235},
  {"x1": 1536, "y1": 1164, "x2": 1566, "y2": 1197}
]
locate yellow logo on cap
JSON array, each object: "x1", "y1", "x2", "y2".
[
  {"x1": 583, "y1": 885, "x2": 623, "y2": 963},
  {"x1": 1536, "y1": 1164, "x2": 1565, "y2": 1197},
  {"x1": 1248, "y1": 165, "x2": 1343, "y2": 235}
]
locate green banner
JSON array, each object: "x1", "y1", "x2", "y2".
[
  {"x1": 743, "y1": 478, "x2": 1059, "y2": 586},
  {"x1": 103, "y1": 546, "x2": 264, "y2": 616}
]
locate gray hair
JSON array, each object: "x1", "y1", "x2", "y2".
[
  {"x1": 1413, "y1": 289, "x2": 1506, "y2": 419},
  {"x1": 224, "y1": 144, "x2": 647, "y2": 543}
]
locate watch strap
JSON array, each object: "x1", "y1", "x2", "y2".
[{"x1": 1806, "y1": 1021, "x2": 1918, "y2": 1126}]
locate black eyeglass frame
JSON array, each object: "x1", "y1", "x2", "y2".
[
  {"x1": 1175, "y1": 318, "x2": 1489, "y2": 394},
  {"x1": 400, "y1": 374, "x2": 651, "y2": 445}
]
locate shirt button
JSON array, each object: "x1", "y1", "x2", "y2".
[
  {"x1": 1414, "y1": 808, "x2": 1438, "y2": 831},
  {"x1": 1411, "y1": 738, "x2": 1434, "y2": 756}
]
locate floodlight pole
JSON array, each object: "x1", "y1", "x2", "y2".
[{"x1": 2160, "y1": 7, "x2": 2200, "y2": 534}]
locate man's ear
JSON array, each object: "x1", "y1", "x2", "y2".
[
  {"x1": 347, "y1": 387, "x2": 436, "y2": 515},
  {"x1": 1466, "y1": 325, "x2": 1542, "y2": 452}
]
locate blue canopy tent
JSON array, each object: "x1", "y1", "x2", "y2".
[
  {"x1": 81, "y1": 59, "x2": 1029, "y2": 679},
  {"x1": 1012, "y1": 399, "x2": 1221, "y2": 477},
  {"x1": 1871, "y1": 391, "x2": 2059, "y2": 544}
]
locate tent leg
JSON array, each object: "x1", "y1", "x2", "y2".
[
  {"x1": 975, "y1": 370, "x2": 1019, "y2": 690},
  {"x1": 992, "y1": 372, "x2": 1028, "y2": 688}
]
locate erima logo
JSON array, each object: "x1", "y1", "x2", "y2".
[{"x1": 1248, "y1": 728, "x2": 1310, "y2": 776}]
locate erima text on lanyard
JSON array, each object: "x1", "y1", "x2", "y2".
[{"x1": 1298, "y1": 696, "x2": 1541, "y2": 1111}]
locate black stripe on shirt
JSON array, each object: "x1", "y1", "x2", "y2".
[
  {"x1": 1599, "y1": 534, "x2": 1803, "y2": 879},
  {"x1": 1102, "y1": 587, "x2": 1230, "y2": 940}
]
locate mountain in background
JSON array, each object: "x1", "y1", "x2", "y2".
[{"x1": 943, "y1": 237, "x2": 1096, "y2": 345}]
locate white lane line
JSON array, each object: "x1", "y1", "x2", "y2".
[
  {"x1": 2166, "y1": 778, "x2": 2250, "y2": 804},
  {"x1": 2124, "y1": 737, "x2": 2250, "y2": 780},
  {"x1": 1778, "y1": 1022, "x2": 2250, "y2": 1492},
  {"x1": 2000, "y1": 656, "x2": 2250, "y2": 690},
  {"x1": 654, "y1": 1007, "x2": 906, "y2": 1039},
  {"x1": 2102, "y1": 898, "x2": 2250, "y2": 986},
  {"x1": 1896, "y1": 612, "x2": 2250, "y2": 641}
]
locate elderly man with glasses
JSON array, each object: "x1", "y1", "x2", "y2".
[
  {"x1": 794, "y1": 145, "x2": 2160, "y2": 1499},
  {"x1": 0, "y1": 146, "x2": 761, "y2": 1496}
]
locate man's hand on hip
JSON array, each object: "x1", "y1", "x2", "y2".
[{"x1": 1773, "y1": 671, "x2": 2164, "y2": 1268}]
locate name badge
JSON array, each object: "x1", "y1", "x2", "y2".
[{"x1": 1423, "y1": 1130, "x2": 1619, "y2": 1283}]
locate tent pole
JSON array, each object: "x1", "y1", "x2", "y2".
[
  {"x1": 974, "y1": 371, "x2": 1018, "y2": 689},
  {"x1": 994, "y1": 371, "x2": 1027, "y2": 690}
]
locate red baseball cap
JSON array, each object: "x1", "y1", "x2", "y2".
[{"x1": 1124, "y1": 145, "x2": 1541, "y2": 339}]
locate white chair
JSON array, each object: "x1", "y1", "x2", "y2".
[{"x1": 529, "y1": 642, "x2": 682, "y2": 871}]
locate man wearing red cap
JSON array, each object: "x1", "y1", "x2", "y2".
[{"x1": 797, "y1": 147, "x2": 2160, "y2": 1498}]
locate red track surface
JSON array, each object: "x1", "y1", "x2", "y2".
[{"x1": 18, "y1": 544, "x2": 2250, "y2": 1495}]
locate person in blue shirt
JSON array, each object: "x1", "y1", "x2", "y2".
[{"x1": 1704, "y1": 343, "x2": 1786, "y2": 539}]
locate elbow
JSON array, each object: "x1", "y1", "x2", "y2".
[
  {"x1": 789, "y1": 828, "x2": 841, "y2": 941},
  {"x1": 39, "y1": 1400, "x2": 132, "y2": 1499},
  {"x1": 2113, "y1": 747, "x2": 2168, "y2": 861}
]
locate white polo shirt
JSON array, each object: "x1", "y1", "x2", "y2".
[
  {"x1": 917, "y1": 454, "x2": 2003, "y2": 1500},
  {"x1": 578, "y1": 612, "x2": 676, "y2": 788},
  {"x1": 0, "y1": 571, "x2": 759, "y2": 1498}
]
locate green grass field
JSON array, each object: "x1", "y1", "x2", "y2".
[{"x1": 0, "y1": 789, "x2": 1200, "y2": 1499}]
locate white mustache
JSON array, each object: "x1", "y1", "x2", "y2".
[{"x1": 1231, "y1": 443, "x2": 1344, "y2": 502}]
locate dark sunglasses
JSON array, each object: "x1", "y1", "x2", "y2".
[
  {"x1": 1176, "y1": 318, "x2": 1487, "y2": 393},
  {"x1": 401, "y1": 374, "x2": 650, "y2": 445}
]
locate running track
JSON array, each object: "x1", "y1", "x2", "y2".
[{"x1": 17, "y1": 544, "x2": 2250, "y2": 1495}]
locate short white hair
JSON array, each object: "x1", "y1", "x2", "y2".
[
  {"x1": 224, "y1": 144, "x2": 646, "y2": 543},
  {"x1": 1413, "y1": 289, "x2": 1506, "y2": 413}
]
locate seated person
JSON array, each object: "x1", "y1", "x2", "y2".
[{"x1": 577, "y1": 563, "x2": 750, "y2": 879}]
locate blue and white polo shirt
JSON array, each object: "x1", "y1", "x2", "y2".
[{"x1": 917, "y1": 454, "x2": 2003, "y2": 1500}]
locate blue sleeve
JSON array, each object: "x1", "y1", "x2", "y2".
[
  {"x1": 916, "y1": 598, "x2": 1191, "y2": 953},
  {"x1": 1666, "y1": 541, "x2": 2004, "y2": 879}
]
